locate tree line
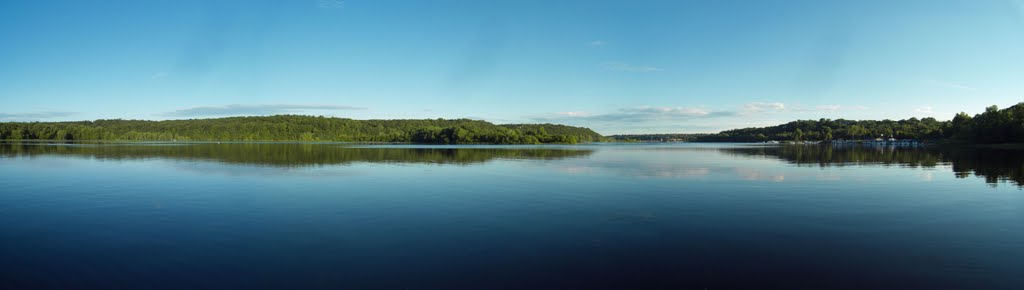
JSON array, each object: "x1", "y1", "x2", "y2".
[
  {"x1": 695, "y1": 117, "x2": 949, "y2": 142},
  {"x1": 949, "y1": 103, "x2": 1024, "y2": 144},
  {"x1": 695, "y1": 103, "x2": 1024, "y2": 144},
  {"x1": 0, "y1": 115, "x2": 604, "y2": 144}
]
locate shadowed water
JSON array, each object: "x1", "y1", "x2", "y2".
[{"x1": 1, "y1": 142, "x2": 1021, "y2": 289}]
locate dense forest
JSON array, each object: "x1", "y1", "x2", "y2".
[
  {"x1": 695, "y1": 103, "x2": 1024, "y2": 144},
  {"x1": 0, "y1": 115, "x2": 604, "y2": 144},
  {"x1": 949, "y1": 103, "x2": 1024, "y2": 144},
  {"x1": 694, "y1": 117, "x2": 950, "y2": 142}
]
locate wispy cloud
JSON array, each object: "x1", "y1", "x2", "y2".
[
  {"x1": 555, "y1": 111, "x2": 588, "y2": 117},
  {"x1": 913, "y1": 106, "x2": 936, "y2": 115},
  {"x1": 815, "y1": 105, "x2": 841, "y2": 111},
  {"x1": 532, "y1": 106, "x2": 729, "y2": 123},
  {"x1": 923, "y1": 79, "x2": 977, "y2": 91},
  {"x1": 536, "y1": 102, "x2": 870, "y2": 123},
  {"x1": 534, "y1": 102, "x2": 790, "y2": 123},
  {"x1": 742, "y1": 102, "x2": 786, "y2": 113},
  {"x1": 601, "y1": 62, "x2": 662, "y2": 72},
  {"x1": 318, "y1": 0, "x2": 344, "y2": 9},
  {"x1": 786, "y1": 104, "x2": 869, "y2": 113},
  {"x1": 618, "y1": 106, "x2": 715, "y2": 118},
  {"x1": 0, "y1": 111, "x2": 76, "y2": 120},
  {"x1": 526, "y1": 101, "x2": 881, "y2": 134},
  {"x1": 586, "y1": 40, "x2": 608, "y2": 47},
  {"x1": 161, "y1": 104, "x2": 366, "y2": 117},
  {"x1": 150, "y1": 72, "x2": 169, "y2": 80}
]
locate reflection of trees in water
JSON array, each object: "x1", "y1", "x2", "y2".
[
  {"x1": 0, "y1": 142, "x2": 594, "y2": 167},
  {"x1": 720, "y1": 145, "x2": 1024, "y2": 187},
  {"x1": 947, "y1": 149, "x2": 1024, "y2": 187},
  {"x1": 719, "y1": 145, "x2": 946, "y2": 168}
]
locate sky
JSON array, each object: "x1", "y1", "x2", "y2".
[{"x1": 1, "y1": 0, "x2": 1022, "y2": 134}]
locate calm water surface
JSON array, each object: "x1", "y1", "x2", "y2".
[{"x1": 1, "y1": 142, "x2": 1022, "y2": 289}]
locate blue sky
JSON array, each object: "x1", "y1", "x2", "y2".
[{"x1": 1, "y1": 0, "x2": 1022, "y2": 134}]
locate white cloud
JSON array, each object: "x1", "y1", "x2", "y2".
[
  {"x1": 913, "y1": 106, "x2": 936, "y2": 115},
  {"x1": 556, "y1": 111, "x2": 588, "y2": 117},
  {"x1": 526, "y1": 102, "x2": 876, "y2": 134},
  {"x1": 620, "y1": 106, "x2": 711, "y2": 117},
  {"x1": 531, "y1": 106, "x2": 728, "y2": 124},
  {"x1": 786, "y1": 104, "x2": 870, "y2": 113},
  {"x1": 0, "y1": 111, "x2": 76, "y2": 121},
  {"x1": 601, "y1": 62, "x2": 662, "y2": 72},
  {"x1": 743, "y1": 102, "x2": 785, "y2": 113},
  {"x1": 586, "y1": 40, "x2": 608, "y2": 47}
]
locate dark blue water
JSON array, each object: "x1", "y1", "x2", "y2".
[{"x1": 1, "y1": 143, "x2": 1022, "y2": 289}]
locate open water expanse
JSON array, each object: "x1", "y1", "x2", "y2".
[{"x1": 1, "y1": 142, "x2": 1022, "y2": 289}]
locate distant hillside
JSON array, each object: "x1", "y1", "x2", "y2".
[
  {"x1": 499, "y1": 123, "x2": 604, "y2": 142},
  {"x1": 693, "y1": 103, "x2": 1024, "y2": 144},
  {"x1": 0, "y1": 115, "x2": 603, "y2": 144},
  {"x1": 694, "y1": 117, "x2": 950, "y2": 142}
]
